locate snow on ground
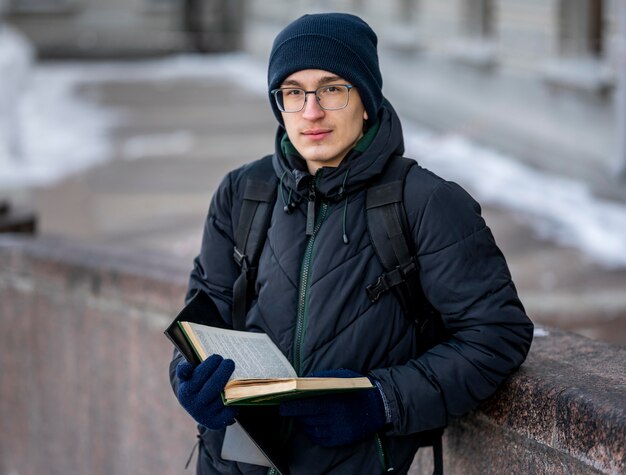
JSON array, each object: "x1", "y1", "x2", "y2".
[
  {"x1": 0, "y1": 25, "x2": 34, "y2": 174},
  {"x1": 45, "y1": 53, "x2": 269, "y2": 95},
  {"x1": 0, "y1": 53, "x2": 266, "y2": 188},
  {"x1": 402, "y1": 125, "x2": 626, "y2": 268},
  {"x1": 1, "y1": 52, "x2": 625, "y2": 267},
  {"x1": 0, "y1": 26, "x2": 118, "y2": 188}
]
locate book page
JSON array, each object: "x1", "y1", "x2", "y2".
[{"x1": 182, "y1": 322, "x2": 297, "y2": 380}]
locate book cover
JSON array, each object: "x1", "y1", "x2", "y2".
[{"x1": 164, "y1": 290, "x2": 289, "y2": 474}]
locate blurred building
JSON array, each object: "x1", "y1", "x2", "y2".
[
  {"x1": 2, "y1": 0, "x2": 244, "y2": 56},
  {"x1": 3, "y1": 0, "x2": 625, "y2": 200},
  {"x1": 243, "y1": 0, "x2": 625, "y2": 201}
]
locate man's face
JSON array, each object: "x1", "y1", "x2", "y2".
[{"x1": 279, "y1": 69, "x2": 368, "y2": 174}]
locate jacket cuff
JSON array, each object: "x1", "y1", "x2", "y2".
[
  {"x1": 369, "y1": 369, "x2": 402, "y2": 431},
  {"x1": 373, "y1": 379, "x2": 393, "y2": 424}
]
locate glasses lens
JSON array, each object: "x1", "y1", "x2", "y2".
[
  {"x1": 275, "y1": 88, "x2": 305, "y2": 112},
  {"x1": 317, "y1": 85, "x2": 350, "y2": 110},
  {"x1": 273, "y1": 85, "x2": 351, "y2": 112}
]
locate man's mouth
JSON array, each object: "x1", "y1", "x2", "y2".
[{"x1": 302, "y1": 129, "x2": 332, "y2": 140}]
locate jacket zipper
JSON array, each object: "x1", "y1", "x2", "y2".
[
  {"x1": 306, "y1": 179, "x2": 316, "y2": 236},
  {"x1": 267, "y1": 181, "x2": 327, "y2": 475},
  {"x1": 375, "y1": 433, "x2": 394, "y2": 473},
  {"x1": 293, "y1": 179, "x2": 328, "y2": 375}
]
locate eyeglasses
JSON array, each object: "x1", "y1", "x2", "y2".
[{"x1": 270, "y1": 84, "x2": 355, "y2": 113}]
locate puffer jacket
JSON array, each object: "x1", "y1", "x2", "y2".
[{"x1": 169, "y1": 100, "x2": 534, "y2": 474}]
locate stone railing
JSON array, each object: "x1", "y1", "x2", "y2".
[{"x1": 0, "y1": 235, "x2": 624, "y2": 475}]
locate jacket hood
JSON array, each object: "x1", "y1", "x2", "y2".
[{"x1": 272, "y1": 98, "x2": 404, "y2": 201}]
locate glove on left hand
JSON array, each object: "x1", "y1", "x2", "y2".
[
  {"x1": 176, "y1": 354, "x2": 238, "y2": 430},
  {"x1": 279, "y1": 369, "x2": 387, "y2": 447}
]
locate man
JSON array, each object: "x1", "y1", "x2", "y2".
[{"x1": 170, "y1": 13, "x2": 533, "y2": 474}]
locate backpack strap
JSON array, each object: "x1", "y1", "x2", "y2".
[
  {"x1": 366, "y1": 156, "x2": 444, "y2": 337},
  {"x1": 232, "y1": 155, "x2": 277, "y2": 330},
  {"x1": 432, "y1": 432, "x2": 443, "y2": 475},
  {"x1": 365, "y1": 156, "x2": 422, "y2": 318},
  {"x1": 366, "y1": 155, "x2": 445, "y2": 475}
]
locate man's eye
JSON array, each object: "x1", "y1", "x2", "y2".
[
  {"x1": 320, "y1": 86, "x2": 342, "y2": 94},
  {"x1": 285, "y1": 89, "x2": 303, "y2": 96}
]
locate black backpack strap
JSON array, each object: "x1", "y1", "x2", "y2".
[
  {"x1": 432, "y1": 433, "x2": 443, "y2": 475},
  {"x1": 366, "y1": 156, "x2": 445, "y2": 475},
  {"x1": 366, "y1": 156, "x2": 445, "y2": 338},
  {"x1": 232, "y1": 155, "x2": 277, "y2": 330},
  {"x1": 365, "y1": 156, "x2": 421, "y2": 317}
]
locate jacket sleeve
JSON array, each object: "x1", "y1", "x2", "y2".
[
  {"x1": 370, "y1": 179, "x2": 534, "y2": 436},
  {"x1": 168, "y1": 169, "x2": 242, "y2": 395}
]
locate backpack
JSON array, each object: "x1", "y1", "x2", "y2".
[{"x1": 231, "y1": 154, "x2": 445, "y2": 475}]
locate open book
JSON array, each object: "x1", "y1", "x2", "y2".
[
  {"x1": 164, "y1": 290, "x2": 371, "y2": 474},
  {"x1": 178, "y1": 321, "x2": 372, "y2": 405}
]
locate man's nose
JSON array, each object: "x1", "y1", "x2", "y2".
[{"x1": 301, "y1": 92, "x2": 325, "y2": 120}]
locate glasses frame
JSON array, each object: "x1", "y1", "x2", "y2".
[{"x1": 270, "y1": 84, "x2": 355, "y2": 113}]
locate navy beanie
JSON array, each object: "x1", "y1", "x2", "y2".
[{"x1": 268, "y1": 13, "x2": 383, "y2": 127}]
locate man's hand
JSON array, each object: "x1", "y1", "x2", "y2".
[
  {"x1": 176, "y1": 354, "x2": 238, "y2": 430},
  {"x1": 279, "y1": 369, "x2": 387, "y2": 447}
]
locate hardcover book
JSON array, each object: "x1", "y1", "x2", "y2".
[
  {"x1": 177, "y1": 320, "x2": 372, "y2": 405},
  {"x1": 165, "y1": 290, "x2": 372, "y2": 474}
]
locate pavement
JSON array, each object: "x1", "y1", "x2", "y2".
[{"x1": 6, "y1": 68, "x2": 626, "y2": 345}]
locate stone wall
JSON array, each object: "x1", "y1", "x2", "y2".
[
  {"x1": 412, "y1": 330, "x2": 626, "y2": 474},
  {"x1": 0, "y1": 234, "x2": 624, "y2": 474},
  {"x1": 0, "y1": 235, "x2": 191, "y2": 475}
]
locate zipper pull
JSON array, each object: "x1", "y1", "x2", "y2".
[{"x1": 306, "y1": 182, "x2": 316, "y2": 236}]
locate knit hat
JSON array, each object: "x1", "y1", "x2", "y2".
[{"x1": 267, "y1": 13, "x2": 383, "y2": 127}]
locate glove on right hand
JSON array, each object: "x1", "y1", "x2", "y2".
[
  {"x1": 176, "y1": 354, "x2": 238, "y2": 430},
  {"x1": 279, "y1": 369, "x2": 387, "y2": 447}
]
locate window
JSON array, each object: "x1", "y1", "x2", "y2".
[
  {"x1": 462, "y1": 0, "x2": 494, "y2": 39},
  {"x1": 399, "y1": 0, "x2": 417, "y2": 25},
  {"x1": 447, "y1": 0, "x2": 496, "y2": 68},
  {"x1": 382, "y1": 0, "x2": 421, "y2": 54},
  {"x1": 541, "y1": 0, "x2": 611, "y2": 93},
  {"x1": 559, "y1": 0, "x2": 604, "y2": 58}
]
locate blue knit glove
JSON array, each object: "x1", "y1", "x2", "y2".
[
  {"x1": 279, "y1": 369, "x2": 387, "y2": 447},
  {"x1": 176, "y1": 354, "x2": 238, "y2": 430}
]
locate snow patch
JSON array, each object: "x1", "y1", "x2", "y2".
[
  {"x1": 403, "y1": 125, "x2": 626, "y2": 268},
  {"x1": 1, "y1": 51, "x2": 625, "y2": 268}
]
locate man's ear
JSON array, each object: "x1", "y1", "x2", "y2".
[{"x1": 364, "y1": 110, "x2": 369, "y2": 121}]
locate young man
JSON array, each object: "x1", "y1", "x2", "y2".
[{"x1": 170, "y1": 13, "x2": 533, "y2": 474}]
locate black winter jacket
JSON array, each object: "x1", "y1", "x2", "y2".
[{"x1": 169, "y1": 101, "x2": 534, "y2": 474}]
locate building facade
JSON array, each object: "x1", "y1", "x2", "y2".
[
  {"x1": 3, "y1": 0, "x2": 624, "y2": 198},
  {"x1": 244, "y1": 0, "x2": 625, "y2": 200},
  {"x1": 2, "y1": 0, "x2": 243, "y2": 56}
]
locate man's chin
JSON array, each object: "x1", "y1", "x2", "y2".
[{"x1": 300, "y1": 149, "x2": 329, "y2": 163}]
